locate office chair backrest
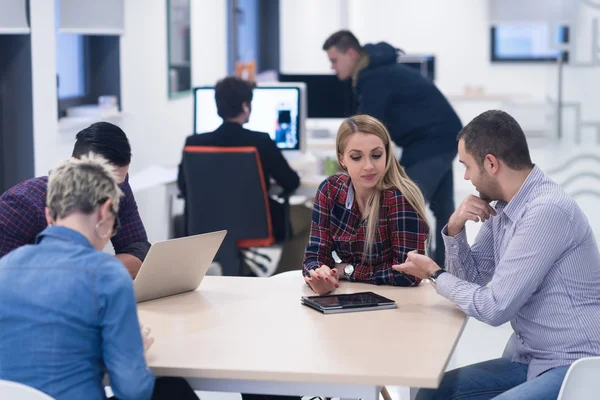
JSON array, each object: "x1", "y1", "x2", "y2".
[
  {"x1": 0, "y1": 380, "x2": 54, "y2": 399},
  {"x1": 557, "y1": 357, "x2": 600, "y2": 400},
  {"x1": 183, "y1": 146, "x2": 274, "y2": 248},
  {"x1": 502, "y1": 332, "x2": 516, "y2": 359}
]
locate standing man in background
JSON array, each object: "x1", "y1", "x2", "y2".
[{"x1": 322, "y1": 30, "x2": 462, "y2": 267}]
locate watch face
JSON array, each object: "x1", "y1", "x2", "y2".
[{"x1": 344, "y1": 264, "x2": 354, "y2": 276}]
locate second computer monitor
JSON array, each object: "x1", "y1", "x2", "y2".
[
  {"x1": 278, "y1": 73, "x2": 355, "y2": 119},
  {"x1": 193, "y1": 84, "x2": 304, "y2": 151}
]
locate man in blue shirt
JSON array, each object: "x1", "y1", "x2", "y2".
[
  {"x1": 0, "y1": 155, "x2": 197, "y2": 400},
  {"x1": 397, "y1": 110, "x2": 600, "y2": 399}
]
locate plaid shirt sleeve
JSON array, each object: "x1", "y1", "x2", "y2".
[
  {"x1": 303, "y1": 178, "x2": 336, "y2": 276},
  {"x1": 0, "y1": 182, "x2": 46, "y2": 257},
  {"x1": 351, "y1": 189, "x2": 428, "y2": 286},
  {"x1": 110, "y1": 178, "x2": 151, "y2": 261}
]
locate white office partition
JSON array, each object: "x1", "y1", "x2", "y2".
[
  {"x1": 59, "y1": 0, "x2": 124, "y2": 35},
  {"x1": 0, "y1": 0, "x2": 30, "y2": 34},
  {"x1": 489, "y1": 0, "x2": 576, "y2": 23}
]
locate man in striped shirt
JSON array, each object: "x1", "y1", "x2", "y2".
[{"x1": 397, "y1": 110, "x2": 600, "y2": 399}]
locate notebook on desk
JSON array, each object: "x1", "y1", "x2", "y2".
[
  {"x1": 301, "y1": 292, "x2": 397, "y2": 314},
  {"x1": 134, "y1": 230, "x2": 227, "y2": 303}
]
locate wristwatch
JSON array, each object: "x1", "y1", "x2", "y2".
[
  {"x1": 343, "y1": 264, "x2": 355, "y2": 279},
  {"x1": 429, "y1": 268, "x2": 446, "y2": 288}
]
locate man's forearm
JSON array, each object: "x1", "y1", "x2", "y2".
[{"x1": 116, "y1": 253, "x2": 143, "y2": 279}]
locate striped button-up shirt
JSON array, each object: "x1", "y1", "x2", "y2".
[{"x1": 437, "y1": 166, "x2": 600, "y2": 380}]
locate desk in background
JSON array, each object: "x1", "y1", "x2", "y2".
[
  {"x1": 128, "y1": 165, "x2": 179, "y2": 243},
  {"x1": 128, "y1": 156, "x2": 327, "y2": 243},
  {"x1": 137, "y1": 274, "x2": 467, "y2": 399}
]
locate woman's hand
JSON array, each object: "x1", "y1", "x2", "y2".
[{"x1": 305, "y1": 265, "x2": 339, "y2": 295}]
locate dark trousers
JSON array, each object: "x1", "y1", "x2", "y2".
[
  {"x1": 110, "y1": 377, "x2": 198, "y2": 400},
  {"x1": 403, "y1": 151, "x2": 456, "y2": 268},
  {"x1": 270, "y1": 200, "x2": 312, "y2": 273}
]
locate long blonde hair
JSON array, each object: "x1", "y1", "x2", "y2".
[{"x1": 336, "y1": 115, "x2": 429, "y2": 257}]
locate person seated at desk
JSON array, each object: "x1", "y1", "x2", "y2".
[
  {"x1": 396, "y1": 110, "x2": 600, "y2": 400},
  {"x1": 0, "y1": 122, "x2": 150, "y2": 278},
  {"x1": 178, "y1": 76, "x2": 311, "y2": 274},
  {"x1": 303, "y1": 115, "x2": 429, "y2": 295},
  {"x1": 0, "y1": 155, "x2": 197, "y2": 400}
]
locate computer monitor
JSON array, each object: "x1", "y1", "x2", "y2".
[
  {"x1": 397, "y1": 55, "x2": 436, "y2": 81},
  {"x1": 278, "y1": 73, "x2": 355, "y2": 119},
  {"x1": 491, "y1": 24, "x2": 569, "y2": 63},
  {"x1": 193, "y1": 83, "x2": 306, "y2": 152},
  {"x1": 278, "y1": 60, "x2": 435, "y2": 120}
]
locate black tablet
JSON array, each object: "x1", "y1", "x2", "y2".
[{"x1": 301, "y1": 292, "x2": 397, "y2": 314}]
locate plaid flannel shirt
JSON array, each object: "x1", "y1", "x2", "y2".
[
  {"x1": 0, "y1": 176, "x2": 150, "y2": 261},
  {"x1": 303, "y1": 174, "x2": 428, "y2": 286}
]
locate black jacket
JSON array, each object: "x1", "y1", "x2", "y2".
[
  {"x1": 177, "y1": 122, "x2": 300, "y2": 198},
  {"x1": 357, "y1": 42, "x2": 463, "y2": 166}
]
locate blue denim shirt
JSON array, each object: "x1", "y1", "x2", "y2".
[{"x1": 0, "y1": 226, "x2": 155, "y2": 400}]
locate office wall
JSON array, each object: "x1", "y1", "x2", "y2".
[
  {"x1": 29, "y1": 0, "x2": 228, "y2": 177},
  {"x1": 351, "y1": 0, "x2": 557, "y2": 97},
  {"x1": 280, "y1": 0, "x2": 600, "y2": 141},
  {"x1": 0, "y1": 35, "x2": 34, "y2": 193},
  {"x1": 279, "y1": 0, "x2": 347, "y2": 74},
  {"x1": 120, "y1": 0, "x2": 228, "y2": 174},
  {"x1": 557, "y1": 4, "x2": 600, "y2": 144},
  {"x1": 280, "y1": 0, "x2": 554, "y2": 98},
  {"x1": 30, "y1": 0, "x2": 63, "y2": 176}
]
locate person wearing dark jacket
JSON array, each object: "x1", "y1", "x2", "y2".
[
  {"x1": 323, "y1": 30, "x2": 462, "y2": 267},
  {"x1": 178, "y1": 76, "x2": 311, "y2": 277}
]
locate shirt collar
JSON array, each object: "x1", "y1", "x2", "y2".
[
  {"x1": 219, "y1": 121, "x2": 244, "y2": 132},
  {"x1": 346, "y1": 179, "x2": 355, "y2": 210},
  {"x1": 36, "y1": 225, "x2": 94, "y2": 249},
  {"x1": 500, "y1": 165, "x2": 543, "y2": 222},
  {"x1": 351, "y1": 53, "x2": 370, "y2": 87}
]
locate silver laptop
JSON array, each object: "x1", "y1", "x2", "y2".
[{"x1": 134, "y1": 230, "x2": 227, "y2": 303}]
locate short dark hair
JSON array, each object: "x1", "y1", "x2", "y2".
[
  {"x1": 214, "y1": 76, "x2": 255, "y2": 120},
  {"x1": 457, "y1": 110, "x2": 533, "y2": 170},
  {"x1": 72, "y1": 122, "x2": 132, "y2": 167},
  {"x1": 322, "y1": 30, "x2": 362, "y2": 53}
]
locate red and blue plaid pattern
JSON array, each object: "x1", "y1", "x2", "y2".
[
  {"x1": 303, "y1": 174, "x2": 428, "y2": 286},
  {"x1": 0, "y1": 176, "x2": 149, "y2": 258}
]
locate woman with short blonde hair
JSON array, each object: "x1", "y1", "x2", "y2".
[{"x1": 0, "y1": 154, "x2": 197, "y2": 399}]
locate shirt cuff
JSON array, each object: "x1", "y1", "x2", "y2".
[
  {"x1": 303, "y1": 263, "x2": 319, "y2": 276},
  {"x1": 441, "y1": 224, "x2": 469, "y2": 258},
  {"x1": 435, "y1": 271, "x2": 461, "y2": 299},
  {"x1": 116, "y1": 241, "x2": 151, "y2": 262}
]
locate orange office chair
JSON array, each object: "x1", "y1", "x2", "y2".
[{"x1": 181, "y1": 146, "x2": 290, "y2": 276}]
